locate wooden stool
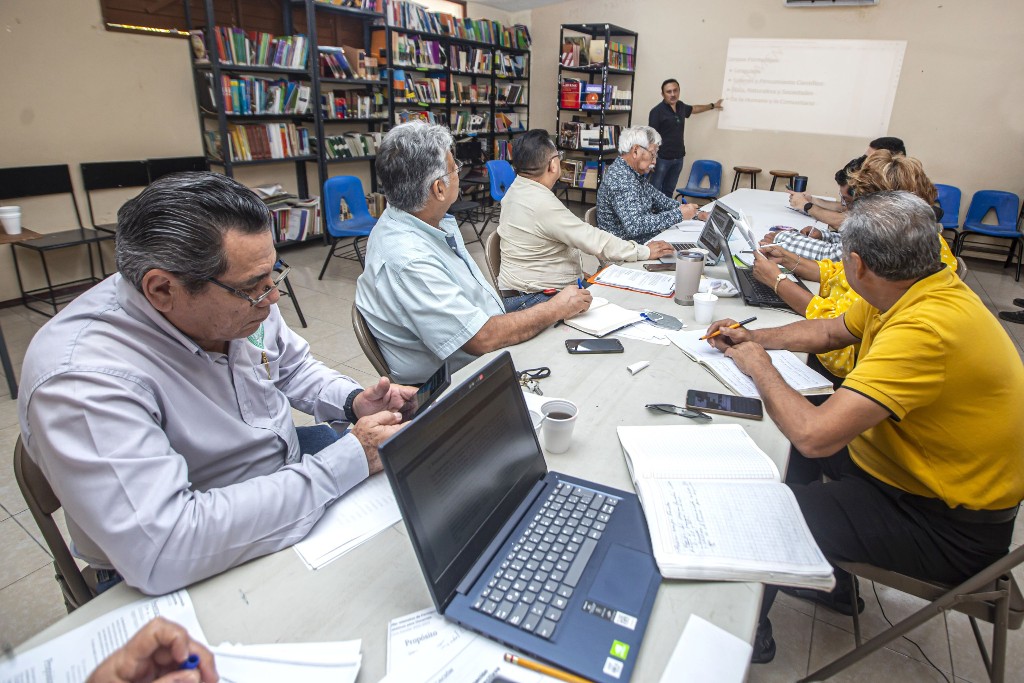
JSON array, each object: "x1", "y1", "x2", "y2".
[
  {"x1": 731, "y1": 166, "x2": 761, "y2": 192},
  {"x1": 769, "y1": 169, "x2": 798, "y2": 191}
]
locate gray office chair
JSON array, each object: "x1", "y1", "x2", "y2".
[
  {"x1": 584, "y1": 206, "x2": 598, "y2": 227},
  {"x1": 956, "y1": 255, "x2": 969, "y2": 279},
  {"x1": 13, "y1": 437, "x2": 97, "y2": 612},
  {"x1": 484, "y1": 231, "x2": 503, "y2": 296},
  {"x1": 351, "y1": 303, "x2": 391, "y2": 378},
  {"x1": 801, "y1": 547, "x2": 1024, "y2": 682}
]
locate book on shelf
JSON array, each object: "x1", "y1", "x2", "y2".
[
  {"x1": 315, "y1": 132, "x2": 382, "y2": 159},
  {"x1": 559, "y1": 79, "x2": 582, "y2": 109},
  {"x1": 494, "y1": 51, "x2": 527, "y2": 78},
  {"x1": 665, "y1": 330, "x2": 834, "y2": 399},
  {"x1": 497, "y1": 83, "x2": 524, "y2": 105},
  {"x1": 581, "y1": 160, "x2": 600, "y2": 189},
  {"x1": 450, "y1": 46, "x2": 492, "y2": 74},
  {"x1": 581, "y1": 83, "x2": 609, "y2": 110},
  {"x1": 608, "y1": 40, "x2": 635, "y2": 71},
  {"x1": 560, "y1": 36, "x2": 589, "y2": 67},
  {"x1": 590, "y1": 264, "x2": 675, "y2": 296},
  {"x1": 211, "y1": 27, "x2": 309, "y2": 69},
  {"x1": 617, "y1": 424, "x2": 835, "y2": 591},
  {"x1": 251, "y1": 183, "x2": 296, "y2": 206},
  {"x1": 271, "y1": 197, "x2": 322, "y2": 243},
  {"x1": 319, "y1": 46, "x2": 356, "y2": 78},
  {"x1": 493, "y1": 111, "x2": 525, "y2": 133},
  {"x1": 578, "y1": 125, "x2": 618, "y2": 150},
  {"x1": 558, "y1": 122, "x2": 581, "y2": 149},
  {"x1": 559, "y1": 158, "x2": 584, "y2": 186},
  {"x1": 189, "y1": 30, "x2": 209, "y2": 64},
  {"x1": 208, "y1": 123, "x2": 311, "y2": 162},
  {"x1": 337, "y1": 45, "x2": 375, "y2": 79},
  {"x1": 390, "y1": 33, "x2": 444, "y2": 69},
  {"x1": 563, "y1": 296, "x2": 643, "y2": 337},
  {"x1": 493, "y1": 138, "x2": 512, "y2": 161},
  {"x1": 394, "y1": 109, "x2": 448, "y2": 126},
  {"x1": 315, "y1": 0, "x2": 381, "y2": 10},
  {"x1": 321, "y1": 90, "x2": 386, "y2": 119},
  {"x1": 587, "y1": 38, "x2": 606, "y2": 66},
  {"x1": 453, "y1": 111, "x2": 490, "y2": 135}
]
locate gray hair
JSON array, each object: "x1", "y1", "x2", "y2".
[
  {"x1": 116, "y1": 172, "x2": 271, "y2": 294},
  {"x1": 841, "y1": 191, "x2": 943, "y2": 281},
  {"x1": 618, "y1": 125, "x2": 662, "y2": 154},
  {"x1": 376, "y1": 121, "x2": 453, "y2": 212}
]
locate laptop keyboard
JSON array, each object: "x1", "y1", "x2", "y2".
[
  {"x1": 669, "y1": 241, "x2": 698, "y2": 251},
  {"x1": 739, "y1": 268, "x2": 789, "y2": 307},
  {"x1": 471, "y1": 481, "x2": 619, "y2": 639}
]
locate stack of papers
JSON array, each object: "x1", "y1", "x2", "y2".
[
  {"x1": 211, "y1": 641, "x2": 361, "y2": 683},
  {"x1": 666, "y1": 329, "x2": 833, "y2": 397},
  {"x1": 591, "y1": 264, "x2": 675, "y2": 297},
  {"x1": 294, "y1": 473, "x2": 402, "y2": 570}
]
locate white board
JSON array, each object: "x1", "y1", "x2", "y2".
[{"x1": 718, "y1": 38, "x2": 906, "y2": 138}]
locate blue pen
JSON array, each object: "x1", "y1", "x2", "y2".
[
  {"x1": 179, "y1": 653, "x2": 200, "y2": 671},
  {"x1": 577, "y1": 277, "x2": 583, "y2": 289}
]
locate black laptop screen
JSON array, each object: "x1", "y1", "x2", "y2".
[{"x1": 380, "y1": 353, "x2": 547, "y2": 610}]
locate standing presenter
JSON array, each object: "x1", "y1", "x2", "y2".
[{"x1": 647, "y1": 78, "x2": 723, "y2": 198}]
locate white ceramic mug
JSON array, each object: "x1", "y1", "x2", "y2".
[{"x1": 540, "y1": 399, "x2": 578, "y2": 454}]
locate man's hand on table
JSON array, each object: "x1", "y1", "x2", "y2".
[
  {"x1": 646, "y1": 240, "x2": 675, "y2": 260},
  {"x1": 354, "y1": 410, "x2": 404, "y2": 474},
  {"x1": 786, "y1": 190, "x2": 812, "y2": 209},
  {"x1": 679, "y1": 203, "x2": 700, "y2": 221},
  {"x1": 704, "y1": 318, "x2": 755, "y2": 350},
  {"x1": 355, "y1": 377, "x2": 418, "y2": 421},
  {"x1": 751, "y1": 249, "x2": 786, "y2": 287},
  {"x1": 549, "y1": 285, "x2": 593, "y2": 320},
  {"x1": 86, "y1": 617, "x2": 218, "y2": 683}
]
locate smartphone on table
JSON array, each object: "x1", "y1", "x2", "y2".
[
  {"x1": 565, "y1": 338, "x2": 624, "y2": 354},
  {"x1": 685, "y1": 389, "x2": 763, "y2": 420},
  {"x1": 643, "y1": 263, "x2": 675, "y2": 272}
]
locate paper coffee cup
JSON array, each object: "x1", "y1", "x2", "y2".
[
  {"x1": 693, "y1": 292, "x2": 719, "y2": 325},
  {"x1": 0, "y1": 207, "x2": 22, "y2": 235},
  {"x1": 540, "y1": 399, "x2": 578, "y2": 454}
]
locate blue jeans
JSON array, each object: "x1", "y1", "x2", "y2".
[
  {"x1": 650, "y1": 156, "x2": 684, "y2": 198},
  {"x1": 93, "y1": 424, "x2": 342, "y2": 595},
  {"x1": 503, "y1": 291, "x2": 553, "y2": 312}
]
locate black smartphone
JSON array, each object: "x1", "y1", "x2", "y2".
[
  {"x1": 685, "y1": 389, "x2": 764, "y2": 420},
  {"x1": 565, "y1": 338, "x2": 624, "y2": 354},
  {"x1": 409, "y1": 362, "x2": 451, "y2": 417},
  {"x1": 643, "y1": 263, "x2": 675, "y2": 272}
]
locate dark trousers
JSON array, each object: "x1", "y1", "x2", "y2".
[
  {"x1": 650, "y1": 156, "x2": 684, "y2": 198},
  {"x1": 760, "y1": 446, "x2": 1016, "y2": 622}
]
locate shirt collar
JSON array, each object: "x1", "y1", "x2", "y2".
[
  {"x1": 383, "y1": 204, "x2": 461, "y2": 241},
  {"x1": 115, "y1": 274, "x2": 213, "y2": 357}
]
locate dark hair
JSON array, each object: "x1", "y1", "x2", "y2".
[
  {"x1": 842, "y1": 191, "x2": 942, "y2": 281},
  {"x1": 869, "y1": 137, "x2": 906, "y2": 156},
  {"x1": 512, "y1": 129, "x2": 557, "y2": 175},
  {"x1": 116, "y1": 172, "x2": 271, "y2": 294},
  {"x1": 834, "y1": 155, "x2": 867, "y2": 187},
  {"x1": 661, "y1": 79, "x2": 679, "y2": 92}
]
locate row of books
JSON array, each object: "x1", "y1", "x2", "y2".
[
  {"x1": 395, "y1": 109, "x2": 447, "y2": 125},
  {"x1": 204, "y1": 123, "x2": 311, "y2": 162},
  {"x1": 220, "y1": 75, "x2": 312, "y2": 116},
  {"x1": 495, "y1": 52, "x2": 528, "y2": 78},
  {"x1": 560, "y1": 36, "x2": 635, "y2": 72},
  {"x1": 197, "y1": 28, "x2": 309, "y2": 70},
  {"x1": 316, "y1": 132, "x2": 383, "y2": 159},
  {"x1": 271, "y1": 197, "x2": 322, "y2": 244},
  {"x1": 450, "y1": 46, "x2": 492, "y2": 74},
  {"x1": 384, "y1": 1, "x2": 531, "y2": 49},
  {"x1": 321, "y1": 90, "x2": 387, "y2": 119},
  {"x1": 394, "y1": 73, "x2": 447, "y2": 103},
  {"x1": 494, "y1": 139, "x2": 512, "y2": 161},
  {"x1": 607, "y1": 41, "x2": 636, "y2": 71},
  {"x1": 314, "y1": 0, "x2": 380, "y2": 10},
  {"x1": 560, "y1": 159, "x2": 604, "y2": 189},
  {"x1": 559, "y1": 122, "x2": 620, "y2": 151},
  {"x1": 452, "y1": 111, "x2": 490, "y2": 135},
  {"x1": 496, "y1": 83, "x2": 526, "y2": 105},
  {"x1": 559, "y1": 80, "x2": 632, "y2": 110},
  {"x1": 494, "y1": 111, "x2": 526, "y2": 133},
  {"x1": 451, "y1": 82, "x2": 490, "y2": 104},
  {"x1": 320, "y1": 46, "x2": 380, "y2": 80},
  {"x1": 391, "y1": 34, "x2": 444, "y2": 69}
]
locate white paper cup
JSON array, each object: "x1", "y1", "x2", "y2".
[
  {"x1": 693, "y1": 292, "x2": 719, "y2": 325},
  {"x1": 529, "y1": 410, "x2": 545, "y2": 433},
  {"x1": 540, "y1": 399, "x2": 578, "y2": 454},
  {"x1": 0, "y1": 207, "x2": 22, "y2": 235}
]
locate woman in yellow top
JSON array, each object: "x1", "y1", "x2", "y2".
[{"x1": 752, "y1": 151, "x2": 957, "y2": 378}]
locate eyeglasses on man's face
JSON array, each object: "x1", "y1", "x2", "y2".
[
  {"x1": 634, "y1": 145, "x2": 658, "y2": 159},
  {"x1": 207, "y1": 261, "x2": 291, "y2": 307},
  {"x1": 435, "y1": 159, "x2": 466, "y2": 185}
]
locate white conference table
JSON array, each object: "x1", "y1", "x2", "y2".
[{"x1": 20, "y1": 190, "x2": 812, "y2": 681}]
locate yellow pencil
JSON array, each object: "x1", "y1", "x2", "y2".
[
  {"x1": 503, "y1": 653, "x2": 592, "y2": 683},
  {"x1": 699, "y1": 315, "x2": 757, "y2": 341}
]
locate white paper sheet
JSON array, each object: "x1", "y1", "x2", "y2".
[
  {"x1": 212, "y1": 640, "x2": 361, "y2": 683},
  {"x1": 293, "y1": 473, "x2": 402, "y2": 570},
  {"x1": 657, "y1": 615, "x2": 751, "y2": 683},
  {"x1": 0, "y1": 591, "x2": 206, "y2": 683}
]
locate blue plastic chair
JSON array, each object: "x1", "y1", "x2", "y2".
[
  {"x1": 318, "y1": 175, "x2": 378, "y2": 279},
  {"x1": 935, "y1": 184, "x2": 962, "y2": 237},
  {"x1": 954, "y1": 190, "x2": 1022, "y2": 281},
  {"x1": 675, "y1": 160, "x2": 722, "y2": 201},
  {"x1": 479, "y1": 160, "x2": 516, "y2": 235}
]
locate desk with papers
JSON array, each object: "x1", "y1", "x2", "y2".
[{"x1": 12, "y1": 190, "x2": 814, "y2": 682}]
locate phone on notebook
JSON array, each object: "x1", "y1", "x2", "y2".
[
  {"x1": 643, "y1": 263, "x2": 676, "y2": 272},
  {"x1": 685, "y1": 390, "x2": 763, "y2": 420},
  {"x1": 565, "y1": 338, "x2": 624, "y2": 354}
]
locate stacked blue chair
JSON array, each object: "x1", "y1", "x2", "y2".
[
  {"x1": 478, "y1": 159, "x2": 516, "y2": 236},
  {"x1": 953, "y1": 190, "x2": 1022, "y2": 281},
  {"x1": 318, "y1": 175, "x2": 378, "y2": 279},
  {"x1": 675, "y1": 160, "x2": 722, "y2": 202},
  {"x1": 934, "y1": 184, "x2": 962, "y2": 243}
]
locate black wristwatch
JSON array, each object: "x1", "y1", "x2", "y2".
[
  {"x1": 709, "y1": 102, "x2": 715, "y2": 109},
  {"x1": 803, "y1": 201, "x2": 814, "y2": 214},
  {"x1": 343, "y1": 388, "x2": 364, "y2": 423}
]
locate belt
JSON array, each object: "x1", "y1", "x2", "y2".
[{"x1": 500, "y1": 289, "x2": 555, "y2": 299}]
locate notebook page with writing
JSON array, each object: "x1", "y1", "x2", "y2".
[
  {"x1": 592, "y1": 264, "x2": 675, "y2": 296},
  {"x1": 617, "y1": 425, "x2": 779, "y2": 482}
]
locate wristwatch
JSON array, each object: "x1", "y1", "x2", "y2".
[
  {"x1": 803, "y1": 201, "x2": 814, "y2": 214},
  {"x1": 773, "y1": 272, "x2": 788, "y2": 294},
  {"x1": 343, "y1": 388, "x2": 364, "y2": 423},
  {"x1": 709, "y1": 102, "x2": 715, "y2": 109}
]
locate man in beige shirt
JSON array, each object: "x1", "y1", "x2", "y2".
[{"x1": 497, "y1": 130, "x2": 673, "y2": 311}]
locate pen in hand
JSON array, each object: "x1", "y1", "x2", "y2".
[
  {"x1": 700, "y1": 316, "x2": 757, "y2": 341},
  {"x1": 555, "y1": 279, "x2": 585, "y2": 328}
]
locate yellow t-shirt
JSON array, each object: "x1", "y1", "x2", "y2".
[
  {"x1": 841, "y1": 268, "x2": 1024, "y2": 510},
  {"x1": 807, "y1": 235, "x2": 957, "y2": 377}
]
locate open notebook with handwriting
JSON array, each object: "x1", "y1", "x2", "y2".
[{"x1": 617, "y1": 424, "x2": 835, "y2": 591}]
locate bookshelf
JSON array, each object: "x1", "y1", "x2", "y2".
[
  {"x1": 185, "y1": 0, "x2": 387, "y2": 246},
  {"x1": 556, "y1": 23, "x2": 637, "y2": 204},
  {"x1": 375, "y1": 1, "x2": 531, "y2": 166}
]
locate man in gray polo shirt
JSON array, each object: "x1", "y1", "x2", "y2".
[
  {"x1": 356, "y1": 122, "x2": 592, "y2": 384},
  {"x1": 18, "y1": 172, "x2": 416, "y2": 595}
]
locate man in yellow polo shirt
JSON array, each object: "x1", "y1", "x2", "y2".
[{"x1": 704, "y1": 191, "x2": 1024, "y2": 664}]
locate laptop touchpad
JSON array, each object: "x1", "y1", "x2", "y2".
[{"x1": 588, "y1": 544, "x2": 654, "y2": 613}]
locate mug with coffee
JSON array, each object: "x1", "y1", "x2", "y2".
[
  {"x1": 540, "y1": 399, "x2": 578, "y2": 454},
  {"x1": 788, "y1": 175, "x2": 808, "y2": 193}
]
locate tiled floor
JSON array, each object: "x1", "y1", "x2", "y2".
[{"x1": 1, "y1": 224, "x2": 1023, "y2": 682}]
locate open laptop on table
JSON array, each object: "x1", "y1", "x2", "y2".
[
  {"x1": 379, "y1": 352, "x2": 661, "y2": 683},
  {"x1": 721, "y1": 236, "x2": 811, "y2": 310},
  {"x1": 659, "y1": 203, "x2": 737, "y2": 264}
]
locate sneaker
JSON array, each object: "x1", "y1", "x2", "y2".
[
  {"x1": 781, "y1": 584, "x2": 865, "y2": 616},
  {"x1": 999, "y1": 310, "x2": 1024, "y2": 325},
  {"x1": 751, "y1": 617, "x2": 777, "y2": 664},
  {"x1": 1013, "y1": 298, "x2": 1024, "y2": 308}
]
